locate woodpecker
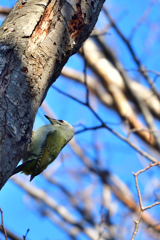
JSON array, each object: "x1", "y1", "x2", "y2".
[{"x1": 12, "y1": 115, "x2": 74, "y2": 181}]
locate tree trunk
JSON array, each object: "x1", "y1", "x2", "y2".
[{"x1": 0, "y1": 0, "x2": 105, "y2": 189}]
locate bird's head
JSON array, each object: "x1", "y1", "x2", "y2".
[{"x1": 44, "y1": 115, "x2": 74, "y2": 141}]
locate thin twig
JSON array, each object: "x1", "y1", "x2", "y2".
[
  {"x1": 129, "y1": 0, "x2": 156, "y2": 40},
  {"x1": 131, "y1": 211, "x2": 143, "y2": 240},
  {"x1": 131, "y1": 163, "x2": 160, "y2": 239},
  {"x1": 82, "y1": 45, "x2": 89, "y2": 105},
  {"x1": 23, "y1": 229, "x2": 29, "y2": 240},
  {"x1": 0, "y1": 208, "x2": 8, "y2": 240}
]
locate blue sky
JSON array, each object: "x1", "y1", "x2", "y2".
[{"x1": 0, "y1": 1, "x2": 160, "y2": 240}]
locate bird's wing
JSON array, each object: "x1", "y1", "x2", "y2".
[
  {"x1": 25, "y1": 126, "x2": 56, "y2": 160},
  {"x1": 30, "y1": 135, "x2": 48, "y2": 181},
  {"x1": 30, "y1": 130, "x2": 58, "y2": 181},
  {"x1": 45, "y1": 129, "x2": 64, "y2": 160}
]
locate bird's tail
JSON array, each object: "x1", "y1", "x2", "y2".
[{"x1": 11, "y1": 160, "x2": 34, "y2": 176}]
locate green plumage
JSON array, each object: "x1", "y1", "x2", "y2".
[{"x1": 12, "y1": 116, "x2": 74, "y2": 181}]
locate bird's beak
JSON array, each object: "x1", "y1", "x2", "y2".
[
  {"x1": 44, "y1": 115, "x2": 55, "y2": 121},
  {"x1": 44, "y1": 115, "x2": 56, "y2": 125},
  {"x1": 44, "y1": 115, "x2": 51, "y2": 120}
]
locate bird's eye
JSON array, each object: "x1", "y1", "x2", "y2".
[{"x1": 58, "y1": 120, "x2": 64, "y2": 123}]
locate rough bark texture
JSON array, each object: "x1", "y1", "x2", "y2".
[{"x1": 0, "y1": 0, "x2": 105, "y2": 189}]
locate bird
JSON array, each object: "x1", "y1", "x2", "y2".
[{"x1": 12, "y1": 115, "x2": 74, "y2": 181}]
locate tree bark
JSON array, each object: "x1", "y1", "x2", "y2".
[{"x1": 0, "y1": 0, "x2": 105, "y2": 189}]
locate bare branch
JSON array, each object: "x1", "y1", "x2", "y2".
[
  {"x1": 131, "y1": 163, "x2": 160, "y2": 239},
  {"x1": 103, "y1": 6, "x2": 160, "y2": 98}
]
